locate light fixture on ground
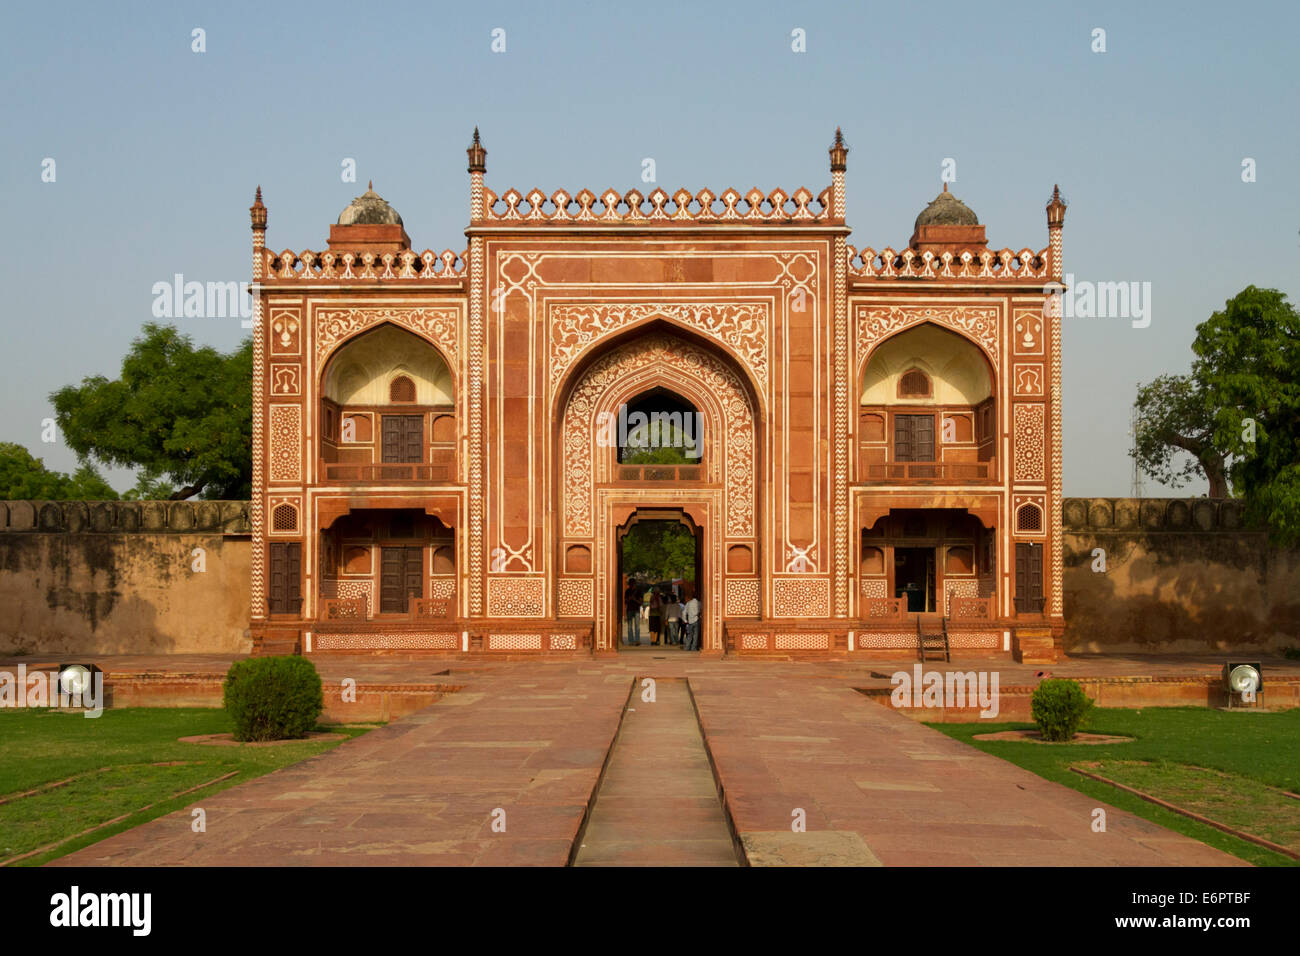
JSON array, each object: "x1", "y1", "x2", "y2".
[
  {"x1": 1221, "y1": 661, "x2": 1262, "y2": 708},
  {"x1": 57, "y1": 663, "x2": 102, "y2": 700}
]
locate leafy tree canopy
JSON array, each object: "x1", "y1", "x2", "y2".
[
  {"x1": 620, "y1": 422, "x2": 698, "y2": 465},
  {"x1": 120, "y1": 465, "x2": 178, "y2": 501},
  {"x1": 0, "y1": 442, "x2": 119, "y2": 500},
  {"x1": 1134, "y1": 286, "x2": 1300, "y2": 543},
  {"x1": 1193, "y1": 286, "x2": 1300, "y2": 542},
  {"x1": 621, "y1": 521, "x2": 697, "y2": 582},
  {"x1": 51, "y1": 323, "x2": 251, "y2": 500},
  {"x1": 1132, "y1": 373, "x2": 1230, "y2": 497}
]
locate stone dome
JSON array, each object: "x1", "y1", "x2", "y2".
[
  {"x1": 914, "y1": 186, "x2": 979, "y2": 229},
  {"x1": 337, "y1": 182, "x2": 403, "y2": 226}
]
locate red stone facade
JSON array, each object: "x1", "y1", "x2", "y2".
[{"x1": 248, "y1": 131, "x2": 1067, "y2": 659}]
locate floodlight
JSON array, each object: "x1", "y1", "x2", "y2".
[{"x1": 1221, "y1": 661, "x2": 1262, "y2": 708}]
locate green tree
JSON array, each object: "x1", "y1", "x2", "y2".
[
  {"x1": 1193, "y1": 286, "x2": 1300, "y2": 543},
  {"x1": 0, "y1": 442, "x2": 119, "y2": 500},
  {"x1": 1132, "y1": 374, "x2": 1230, "y2": 497},
  {"x1": 121, "y1": 465, "x2": 178, "y2": 501},
  {"x1": 65, "y1": 462, "x2": 121, "y2": 499},
  {"x1": 1134, "y1": 286, "x2": 1300, "y2": 543},
  {"x1": 621, "y1": 521, "x2": 697, "y2": 582},
  {"x1": 51, "y1": 323, "x2": 251, "y2": 500},
  {"x1": 620, "y1": 421, "x2": 698, "y2": 465}
]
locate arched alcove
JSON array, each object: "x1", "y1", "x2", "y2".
[
  {"x1": 322, "y1": 324, "x2": 453, "y2": 406},
  {"x1": 858, "y1": 323, "x2": 996, "y2": 481},
  {"x1": 318, "y1": 323, "x2": 456, "y2": 480}
]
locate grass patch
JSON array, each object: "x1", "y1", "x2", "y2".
[
  {"x1": 929, "y1": 706, "x2": 1300, "y2": 867},
  {"x1": 1079, "y1": 760, "x2": 1300, "y2": 855},
  {"x1": 0, "y1": 708, "x2": 371, "y2": 866}
]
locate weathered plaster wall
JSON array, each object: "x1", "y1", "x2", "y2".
[
  {"x1": 0, "y1": 501, "x2": 252, "y2": 657},
  {"x1": 1062, "y1": 497, "x2": 1300, "y2": 653}
]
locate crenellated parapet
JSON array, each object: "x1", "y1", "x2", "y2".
[
  {"x1": 260, "y1": 247, "x2": 469, "y2": 284},
  {"x1": 0, "y1": 500, "x2": 251, "y2": 534},
  {"x1": 846, "y1": 244, "x2": 1050, "y2": 282},
  {"x1": 475, "y1": 185, "x2": 834, "y2": 224}
]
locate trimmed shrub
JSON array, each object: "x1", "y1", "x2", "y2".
[
  {"x1": 1030, "y1": 678, "x2": 1094, "y2": 742},
  {"x1": 223, "y1": 656, "x2": 324, "y2": 742}
]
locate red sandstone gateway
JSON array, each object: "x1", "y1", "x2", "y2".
[{"x1": 248, "y1": 129, "x2": 1066, "y2": 662}]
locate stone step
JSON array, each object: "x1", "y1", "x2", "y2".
[
  {"x1": 253, "y1": 638, "x2": 301, "y2": 657},
  {"x1": 1013, "y1": 631, "x2": 1056, "y2": 664}
]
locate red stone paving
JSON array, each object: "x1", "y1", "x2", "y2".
[
  {"x1": 52, "y1": 667, "x2": 630, "y2": 867},
  {"x1": 687, "y1": 669, "x2": 1245, "y2": 866},
  {"x1": 43, "y1": 652, "x2": 1258, "y2": 867}
]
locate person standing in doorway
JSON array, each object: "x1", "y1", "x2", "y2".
[
  {"x1": 649, "y1": 588, "x2": 662, "y2": 645},
  {"x1": 623, "y1": 582, "x2": 641, "y2": 645},
  {"x1": 683, "y1": 591, "x2": 702, "y2": 651},
  {"x1": 662, "y1": 591, "x2": 682, "y2": 645}
]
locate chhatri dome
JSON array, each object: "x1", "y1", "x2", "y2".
[
  {"x1": 913, "y1": 183, "x2": 979, "y2": 230},
  {"x1": 337, "y1": 181, "x2": 404, "y2": 226}
]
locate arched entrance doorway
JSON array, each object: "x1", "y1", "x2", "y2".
[{"x1": 553, "y1": 328, "x2": 761, "y2": 654}]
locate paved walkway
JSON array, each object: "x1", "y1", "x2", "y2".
[
  {"x1": 688, "y1": 671, "x2": 1241, "y2": 866},
  {"x1": 55, "y1": 667, "x2": 629, "y2": 866},
  {"x1": 51, "y1": 658, "x2": 1246, "y2": 867},
  {"x1": 573, "y1": 677, "x2": 738, "y2": 866}
]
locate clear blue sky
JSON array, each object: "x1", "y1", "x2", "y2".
[{"x1": 1, "y1": 0, "x2": 1296, "y2": 496}]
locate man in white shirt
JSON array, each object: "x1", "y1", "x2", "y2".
[{"x1": 682, "y1": 593, "x2": 702, "y2": 651}]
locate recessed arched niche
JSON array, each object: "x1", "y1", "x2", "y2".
[
  {"x1": 431, "y1": 413, "x2": 456, "y2": 442},
  {"x1": 343, "y1": 545, "x2": 371, "y2": 574},
  {"x1": 565, "y1": 544, "x2": 592, "y2": 574},
  {"x1": 726, "y1": 544, "x2": 753, "y2": 573},
  {"x1": 860, "y1": 545, "x2": 884, "y2": 575},
  {"x1": 431, "y1": 546, "x2": 455, "y2": 574},
  {"x1": 861, "y1": 325, "x2": 992, "y2": 406},
  {"x1": 945, "y1": 546, "x2": 974, "y2": 575},
  {"x1": 322, "y1": 324, "x2": 453, "y2": 406},
  {"x1": 859, "y1": 323, "x2": 996, "y2": 477}
]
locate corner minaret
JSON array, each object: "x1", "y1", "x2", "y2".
[
  {"x1": 248, "y1": 185, "x2": 268, "y2": 635},
  {"x1": 468, "y1": 127, "x2": 487, "y2": 221},
  {"x1": 250, "y1": 185, "x2": 267, "y2": 282},
  {"x1": 1046, "y1": 184, "x2": 1067, "y2": 282},
  {"x1": 828, "y1": 128, "x2": 848, "y2": 221}
]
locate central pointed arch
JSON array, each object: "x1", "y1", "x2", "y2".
[
  {"x1": 552, "y1": 328, "x2": 762, "y2": 653},
  {"x1": 559, "y1": 332, "x2": 756, "y2": 540}
]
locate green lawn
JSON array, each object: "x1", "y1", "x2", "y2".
[
  {"x1": 930, "y1": 707, "x2": 1300, "y2": 866},
  {"x1": 0, "y1": 708, "x2": 371, "y2": 866}
]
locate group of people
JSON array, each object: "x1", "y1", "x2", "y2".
[{"x1": 623, "y1": 582, "x2": 701, "y2": 650}]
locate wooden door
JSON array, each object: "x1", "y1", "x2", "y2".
[
  {"x1": 894, "y1": 414, "x2": 934, "y2": 462},
  {"x1": 382, "y1": 415, "x2": 423, "y2": 463},
  {"x1": 268, "y1": 542, "x2": 302, "y2": 615},
  {"x1": 1014, "y1": 542, "x2": 1044, "y2": 613},
  {"x1": 380, "y1": 546, "x2": 423, "y2": 613}
]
